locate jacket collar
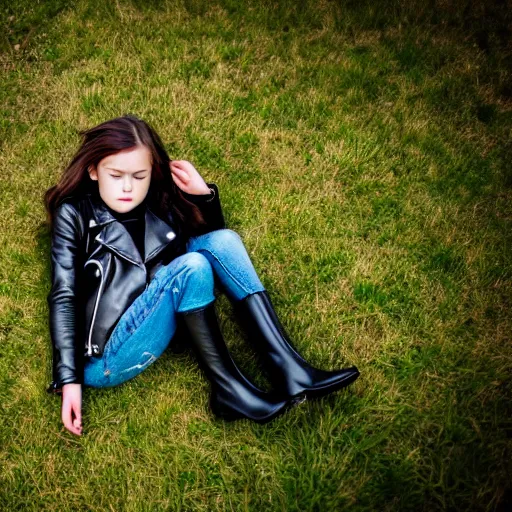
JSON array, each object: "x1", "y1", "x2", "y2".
[{"x1": 86, "y1": 193, "x2": 176, "y2": 266}]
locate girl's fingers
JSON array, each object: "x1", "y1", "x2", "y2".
[
  {"x1": 73, "y1": 404, "x2": 82, "y2": 431},
  {"x1": 170, "y1": 160, "x2": 187, "y2": 172},
  {"x1": 73, "y1": 417, "x2": 82, "y2": 434},
  {"x1": 171, "y1": 168, "x2": 190, "y2": 182},
  {"x1": 171, "y1": 160, "x2": 197, "y2": 176},
  {"x1": 170, "y1": 160, "x2": 207, "y2": 194},
  {"x1": 170, "y1": 165, "x2": 190, "y2": 182},
  {"x1": 61, "y1": 397, "x2": 82, "y2": 436},
  {"x1": 61, "y1": 401, "x2": 74, "y2": 434},
  {"x1": 171, "y1": 160, "x2": 188, "y2": 170},
  {"x1": 171, "y1": 172, "x2": 186, "y2": 189},
  {"x1": 61, "y1": 384, "x2": 82, "y2": 436},
  {"x1": 170, "y1": 161, "x2": 184, "y2": 171}
]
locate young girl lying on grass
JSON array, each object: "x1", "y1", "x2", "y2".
[{"x1": 44, "y1": 114, "x2": 359, "y2": 435}]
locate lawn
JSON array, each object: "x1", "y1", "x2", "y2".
[{"x1": 0, "y1": 0, "x2": 511, "y2": 510}]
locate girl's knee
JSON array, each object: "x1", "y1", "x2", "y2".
[
  {"x1": 154, "y1": 252, "x2": 214, "y2": 290},
  {"x1": 206, "y1": 228, "x2": 243, "y2": 249},
  {"x1": 179, "y1": 251, "x2": 214, "y2": 281},
  {"x1": 187, "y1": 228, "x2": 244, "y2": 255},
  {"x1": 173, "y1": 252, "x2": 216, "y2": 312}
]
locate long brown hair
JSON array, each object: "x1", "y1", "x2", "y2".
[{"x1": 44, "y1": 114, "x2": 206, "y2": 236}]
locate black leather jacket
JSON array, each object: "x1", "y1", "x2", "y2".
[{"x1": 46, "y1": 184, "x2": 225, "y2": 394}]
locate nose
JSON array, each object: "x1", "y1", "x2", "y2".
[{"x1": 122, "y1": 175, "x2": 133, "y2": 192}]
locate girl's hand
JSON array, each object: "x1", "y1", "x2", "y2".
[
  {"x1": 170, "y1": 160, "x2": 211, "y2": 195},
  {"x1": 61, "y1": 383, "x2": 82, "y2": 436}
]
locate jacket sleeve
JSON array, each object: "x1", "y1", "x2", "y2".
[
  {"x1": 46, "y1": 202, "x2": 84, "y2": 395},
  {"x1": 182, "y1": 182, "x2": 226, "y2": 233}
]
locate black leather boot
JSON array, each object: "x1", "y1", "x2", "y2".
[
  {"x1": 234, "y1": 291, "x2": 360, "y2": 399},
  {"x1": 179, "y1": 302, "x2": 296, "y2": 423}
]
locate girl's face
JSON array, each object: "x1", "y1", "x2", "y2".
[{"x1": 88, "y1": 146, "x2": 152, "y2": 214}]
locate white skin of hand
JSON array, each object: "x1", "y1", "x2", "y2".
[
  {"x1": 61, "y1": 383, "x2": 82, "y2": 436},
  {"x1": 170, "y1": 160, "x2": 211, "y2": 195}
]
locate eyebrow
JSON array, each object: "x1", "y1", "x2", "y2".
[{"x1": 105, "y1": 167, "x2": 150, "y2": 175}]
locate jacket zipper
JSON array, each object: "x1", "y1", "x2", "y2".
[
  {"x1": 82, "y1": 223, "x2": 170, "y2": 356},
  {"x1": 84, "y1": 258, "x2": 108, "y2": 356},
  {"x1": 85, "y1": 234, "x2": 167, "y2": 353},
  {"x1": 84, "y1": 246, "x2": 147, "y2": 356}
]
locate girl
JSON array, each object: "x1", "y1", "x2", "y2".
[{"x1": 44, "y1": 115, "x2": 359, "y2": 436}]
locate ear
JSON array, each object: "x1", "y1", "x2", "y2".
[{"x1": 88, "y1": 165, "x2": 98, "y2": 181}]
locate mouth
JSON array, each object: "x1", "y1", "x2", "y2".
[{"x1": 119, "y1": 198, "x2": 133, "y2": 202}]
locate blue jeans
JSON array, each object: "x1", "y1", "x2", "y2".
[{"x1": 83, "y1": 229, "x2": 265, "y2": 388}]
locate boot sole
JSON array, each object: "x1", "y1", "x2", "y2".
[{"x1": 211, "y1": 397, "x2": 295, "y2": 424}]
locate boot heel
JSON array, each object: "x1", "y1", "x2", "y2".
[{"x1": 211, "y1": 393, "x2": 290, "y2": 424}]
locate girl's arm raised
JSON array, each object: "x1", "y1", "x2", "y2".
[
  {"x1": 170, "y1": 160, "x2": 211, "y2": 195},
  {"x1": 170, "y1": 160, "x2": 225, "y2": 233}
]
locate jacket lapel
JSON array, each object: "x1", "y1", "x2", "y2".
[
  {"x1": 87, "y1": 194, "x2": 176, "y2": 267},
  {"x1": 95, "y1": 221, "x2": 143, "y2": 266},
  {"x1": 143, "y1": 208, "x2": 176, "y2": 263}
]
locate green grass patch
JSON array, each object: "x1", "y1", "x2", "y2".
[{"x1": 1, "y1": 0, "x2": 511, "y2": 510}]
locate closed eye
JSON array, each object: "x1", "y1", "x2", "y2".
[{"x1": 109, "y1": 175, "x2": 147, "y2": 180}]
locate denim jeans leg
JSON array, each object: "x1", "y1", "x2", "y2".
[
  {"x1": 83, "y1": 252, "x2": 215, "y2": 388},
  {"x1": 186, "y1": 229, "x2": 266, "y2": 301}
]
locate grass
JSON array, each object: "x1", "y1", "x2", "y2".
[{"x1": 1, "y1": 0, "x2": 511, "y2": 510}]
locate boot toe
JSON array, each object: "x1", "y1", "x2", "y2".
[{"x1": 302, "y1": 366, "x2": 360, "y2": 399}]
